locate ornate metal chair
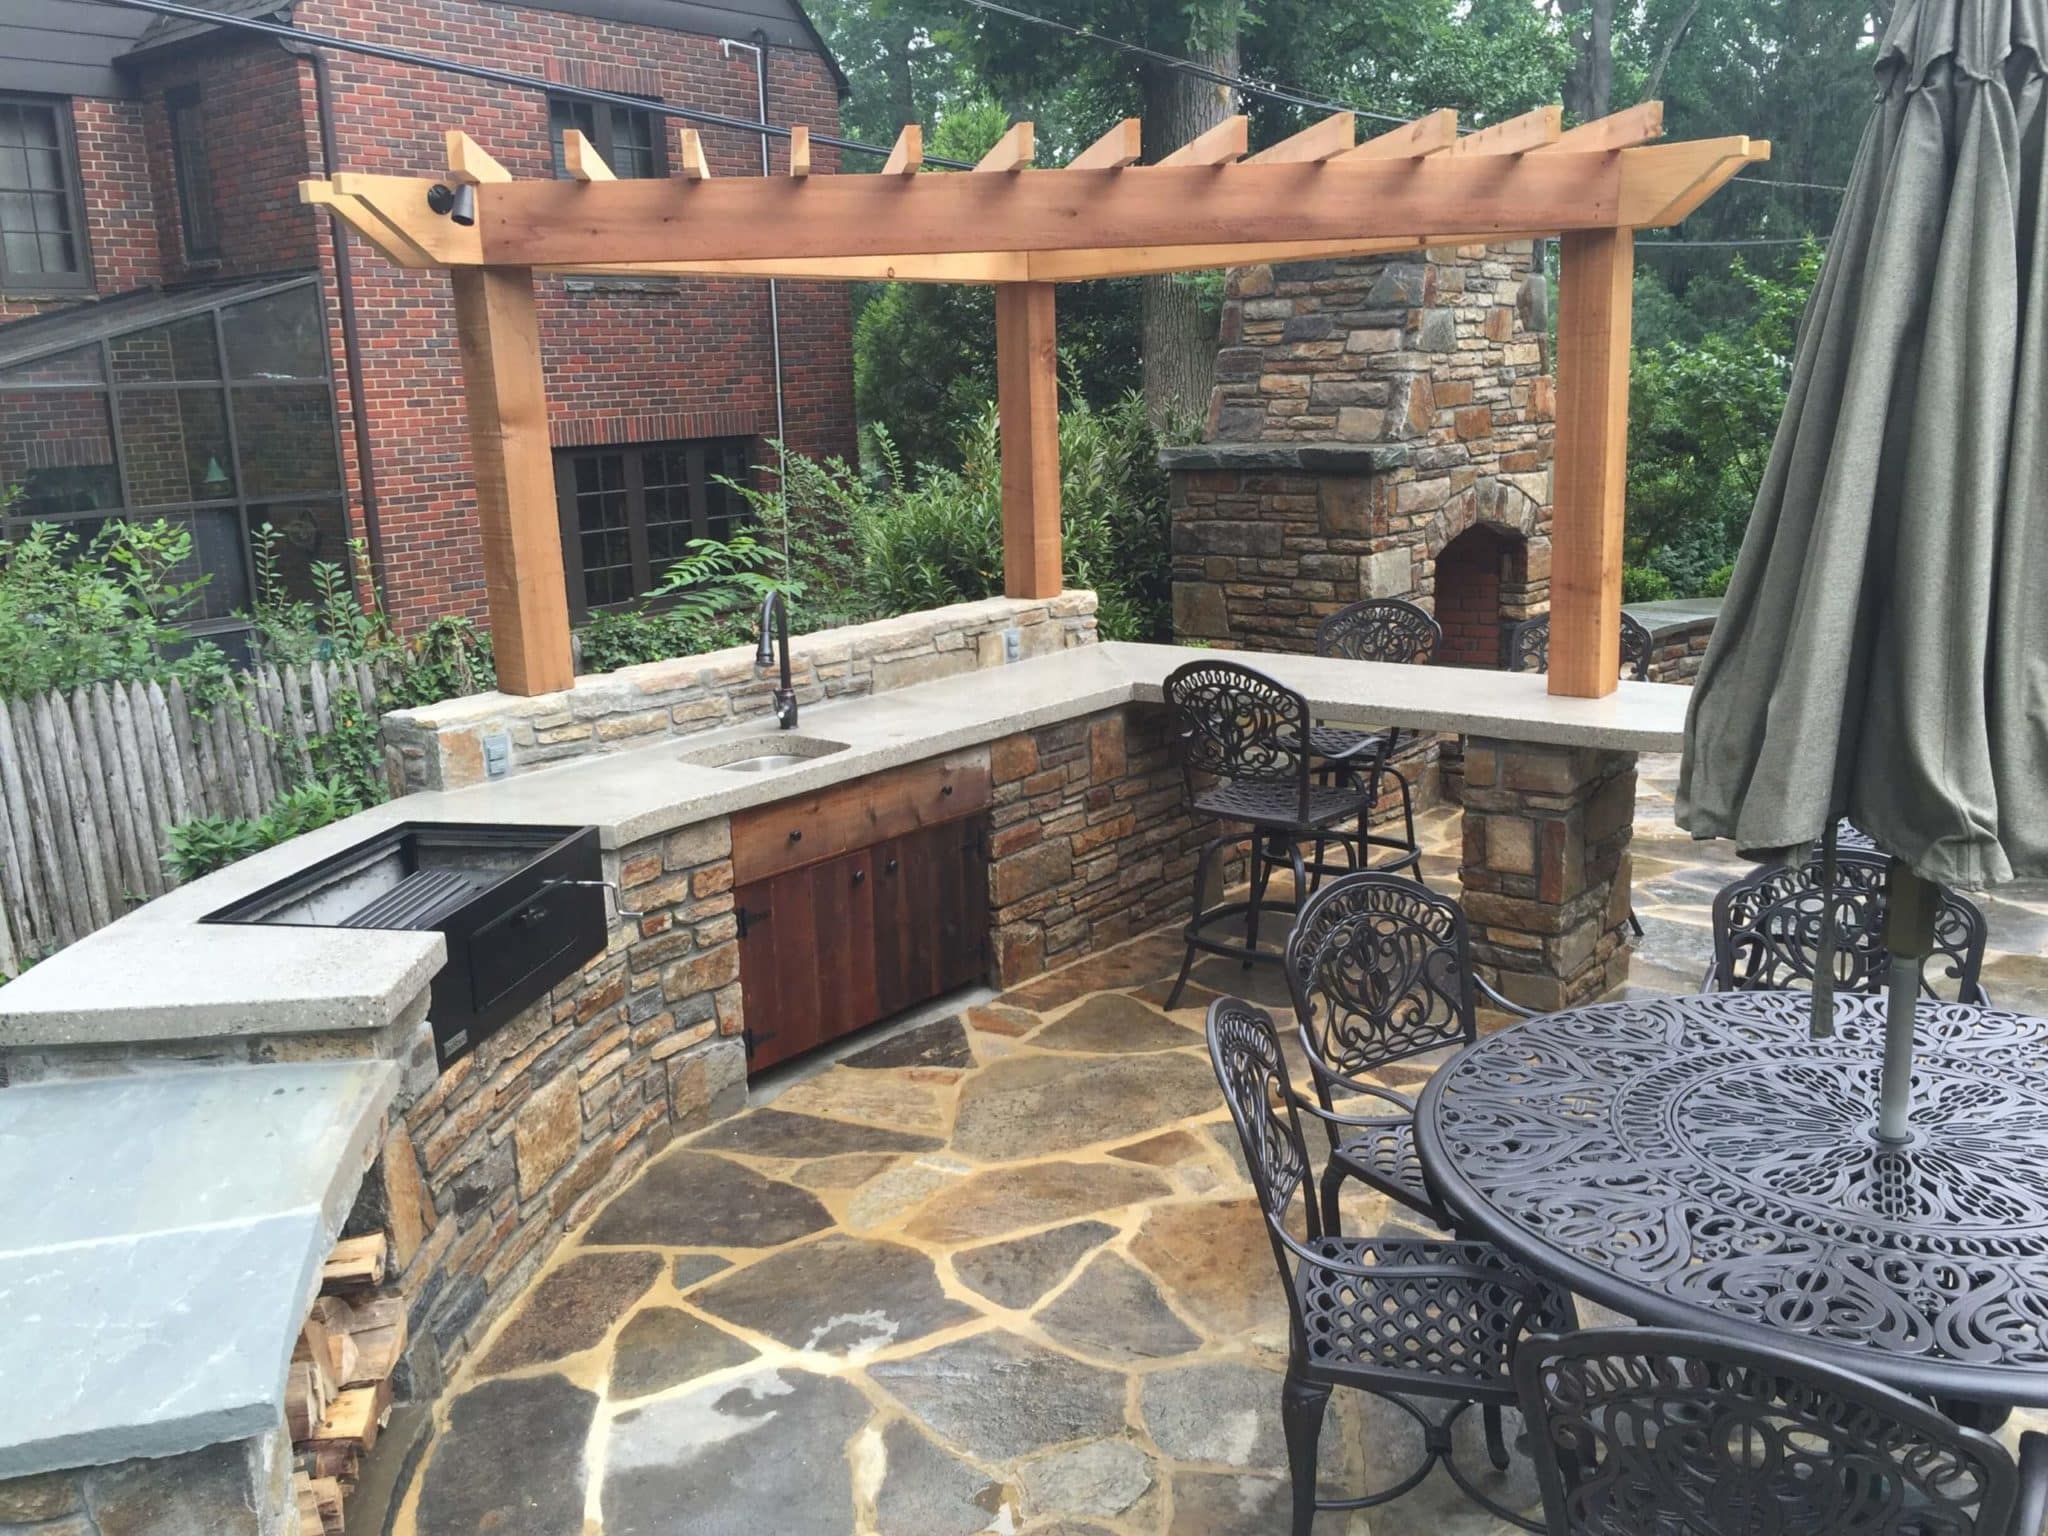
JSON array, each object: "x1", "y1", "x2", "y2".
[
  {"x1": 1305, "y1": 598, "x2": 1442, "y2": 883},
  {"x1": 1207, "y1": 996, "x2": 1575, "y2": 1535},
  {"x1": 1162, "y1": 660, "x2": 1388, "y2": 1008},
  {"x1": 1284, "y1": 871, "x2": 1526, "y2": 1229},
  {"x1": 1507, "y1": 610, "x2": 1654, "y2": 681},
  {"x1": 1515, "y1": 1327, "x2": 2048, "y2": 1536},
  {"x1": 1706, "y1": 848, "x2": 1991, "y2": 1002}
]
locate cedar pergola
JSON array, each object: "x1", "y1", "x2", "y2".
[{"x1": 300, "y1": 102, "x2": 1766, "y2": 700}]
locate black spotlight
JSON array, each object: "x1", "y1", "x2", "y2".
[{"x1": 426, "y1": 183, "x2": 477, "y2": 226}]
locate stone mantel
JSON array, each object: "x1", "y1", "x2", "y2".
[{"x1": 1156, "y1": 442, "x2": 1409, "y2": 475}]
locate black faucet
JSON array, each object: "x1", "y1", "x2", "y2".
[{"x1": 756, "y1": 589, "x2": 798, "y2": 729}]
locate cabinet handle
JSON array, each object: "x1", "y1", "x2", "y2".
[
  {"x1": 788, "y1": 828, "x2": 803, "y2": 844},
  {"x1": 852, "y1": 868, "x2": 866, "y2": 885},
  {"x1": 885, "y1": 858, "x2": 899, "y2": 874},
  {"x1": 941, "y1": 784, "x2": 954, "y2": 798}
]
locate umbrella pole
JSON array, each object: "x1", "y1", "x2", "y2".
[{"x1": 1876, "y1": 859, "x2": 1938, "y2": 1145}]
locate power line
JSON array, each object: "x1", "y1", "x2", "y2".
[
  {"x1": 77, "y1": 0, "x2": 981, "y2": 169},
  {"x1": 1732, "y1": 173, "x2": 1851, "y2": 193},
  {"x1": 959, "y1": 0, "x2": 1417, "y2": 126},
  {"x1": 1638, "y1": 235, "x2": 1830, "y2": 249}
]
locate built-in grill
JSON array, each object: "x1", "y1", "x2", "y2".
[{"x1": 206, "y1": 823, "x2": 606, "y2": 1067}]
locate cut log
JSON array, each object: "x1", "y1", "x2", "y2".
[
  {"x1": 304, "y1": 1296, "x2": 361, "y2": 1387},
  {"x1": 285, "y1": 1360, "x2": 333, "y2": 1442},
  {"x1": 305, "y1": 1379, "x2": 392, "y2": 1454},
  {"x1": 308, "y1": 1475, "x2": 346, "y2": 1535},
  {"x1": 307, "y1": 1443, "x2": 360, "y2": 1485},
  {"x1": 294, "y1": 1474, "x2": 323, "y2": 1533},
  {"x1": 322, "y1": 1233, "x2": 388, "y2": 1291},
  {"x1": 342, "y1": 1296, "x2": 409, "y2": 1389}
]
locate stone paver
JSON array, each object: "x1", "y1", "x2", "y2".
[{"x1": 397, "y1": 753, "x2": 2048, "y2": 1536}]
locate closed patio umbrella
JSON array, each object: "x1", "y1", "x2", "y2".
[{"x1": 1677, "y1": 0, "x2": 2046, "y2": 1134}]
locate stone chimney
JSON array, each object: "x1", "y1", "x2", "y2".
[{"x1": 1165, "y1": 244, "x2": 1557, "y2": 661}]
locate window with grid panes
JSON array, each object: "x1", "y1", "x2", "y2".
[
  {"x1": 168, "y1": 87, "x2": 220, "y2": 260},
  {"x1": 547, "y1": 95, "x2": 665, "y2": 179},
  {"x1": 553, "y1": 439, "x2": 754, "y2": 617},
  {"x1": 0, "y1": 95, "x2": 89, "y2": 292}
]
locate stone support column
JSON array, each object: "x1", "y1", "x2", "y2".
[{"x1": 1459, "y1": 738, "x2": 1636, "y2": 1010}]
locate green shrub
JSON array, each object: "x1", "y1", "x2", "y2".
[
  {"x1": 738, "y1": 387, "x2": 1176, "y2": 643},
  {"x1": 576, "y1": 533, "x2": 793, "y2": 673},
  {"x1": 1621, "y1": 566, "x2": 1676, "y2": 603},
  {"x1": 0, "y1": 512, "x2": 228, "y2": 699},
  {"x1": 1703, "y1": 561, "x2": 1737, "y2": 598},
  {"x1": 162, "y1": 774, "x2": 363, "y2": 883}
]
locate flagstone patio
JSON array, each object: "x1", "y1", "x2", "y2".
[{"x1": 393, "y1": 755, "x2": 2048, "y2": 1536}]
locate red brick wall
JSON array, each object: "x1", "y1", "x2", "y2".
[
  {"x1": 294, "y1": 0, "x2": 856, "y2": 630},
  {"x1": 1435, "y1": 524, "x2": 1513, "y2": 668},
  {"x1": 0, "y1": 98, "x2": 158, "y2": 325},
  {"x1": 131, "y1": 45, "x2": 319, "y2": 282}
]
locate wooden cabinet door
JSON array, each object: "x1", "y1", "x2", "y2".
[
  {"x1": 735, "y1": 845, "x2": 878, "y2": 1073},
  {"x1": 873, "y1": 816, "x2": 991, "y2": 1020}
]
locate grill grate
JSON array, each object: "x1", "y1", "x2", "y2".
[{"x1": 338, "y1": 869, "x2": 485, "y2": 931}]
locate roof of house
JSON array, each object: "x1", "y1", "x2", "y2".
[
  {"x1": 0, "y1": 272, "x2": 317, "y2": 375},
  {"x1": 0, "y1": 0, "x2": 849, "y2": 99}
]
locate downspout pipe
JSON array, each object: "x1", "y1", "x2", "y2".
[
  {"x1": 722, "y1": 32, "x2": 791, "y2": 562},
  {"x1": 297, "y1": 44, "x2": 388, "y2": 602}
]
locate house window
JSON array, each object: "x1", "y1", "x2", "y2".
[
  {"x1": 167, "y1": 87, "x2": 220, "y2": 260},
  {"x1": 0, "y1": 94, "x2": 89, "y2": 292},
  {"x1": 547, "y1": 95, "x2": 665, "y2": 179},
  {"x1": 553, "y1": 438, "x2": 752, "y2": 617},
  {"x1": 0, "y1": 279, "x2": 346, "y2": 655}
]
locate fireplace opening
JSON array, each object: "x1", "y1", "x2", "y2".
[{"x1": 1433, "y1": 524, "x2": 1528, "y2": 668}]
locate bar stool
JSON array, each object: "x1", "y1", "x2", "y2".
[
  {"x1": 1306, "y1": 598, "x2": 1442, "y2": 884},
  {"x1": 1162, "y1": 659, "x2": 1383, "y2": 1009}
]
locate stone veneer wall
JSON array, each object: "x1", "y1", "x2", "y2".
[
  {"x1": 382, "y1": 594, "x2": 1100, "y2": 792},
  {"x1": 982, "y1": 704, "x2": 1239, "y2": 986},
  {"x1": 0, "y1": 1434, "x2": 294, "y2": 1536},
  {"x1": 383, "y1": 819, "x2": 743, "y2": 1397}
]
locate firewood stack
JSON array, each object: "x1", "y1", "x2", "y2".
[{"x1": 288, "y1": 1233, "x2": 405, "y2": 1535}]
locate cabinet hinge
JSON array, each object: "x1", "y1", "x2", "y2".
[{"x1": 736, "y1": 906, "x2": 768, "y2": 939}]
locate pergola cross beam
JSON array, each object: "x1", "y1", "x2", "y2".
[{"x1": 301, "y1": 103, "x2": 1767, "y2": 698}]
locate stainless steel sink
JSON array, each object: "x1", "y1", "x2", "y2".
[{"x1": 678, "y1": 733, "x2": 850, "y2": 773}]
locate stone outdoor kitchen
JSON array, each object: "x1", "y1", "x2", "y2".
[{"x1": 0, "y1": 93, "x2": 1772, "y2": 1536}]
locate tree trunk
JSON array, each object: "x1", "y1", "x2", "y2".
[
  {"x1": 1140, "y1": 35, "x2": 1238, "y2": 428},
  {"x1": 1563, "y1": 0, "x2": 1616, "y2": 122}
]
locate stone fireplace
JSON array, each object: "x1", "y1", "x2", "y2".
[{"x1": 1165, "y1": 243, "x2": 1556, "y2": 667}]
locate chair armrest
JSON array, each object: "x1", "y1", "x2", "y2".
[
  {"x1": 1474, "y1": 974, "x2": 1536, "y2": 1019},
  {"x1": 1295, "y1": 1093, "x2": 1417, "y2": 1132},
  {"x1": 2013, "y1": 1431, "x2": 2048, "y2": 1536}
]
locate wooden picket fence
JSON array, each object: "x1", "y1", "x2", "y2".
[{"x1": 0, "y1": 659, "x2": 381, "y2": 975}]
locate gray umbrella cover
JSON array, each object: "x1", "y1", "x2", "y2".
[{"x1": 1679, "y1": 0, "x2": 2048, "y2": 889}]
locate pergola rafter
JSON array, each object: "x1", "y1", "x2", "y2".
[{"x1": 301, "y1": 107, "x2": 1767, "y2": 698}]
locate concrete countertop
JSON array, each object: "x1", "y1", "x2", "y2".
[
  {"x1": 0, "y1": 641, "x2": 1687, "y2": 1048},
  {"x1": 0, "y1": 1061, "x2": 397, "y2": 1478}
]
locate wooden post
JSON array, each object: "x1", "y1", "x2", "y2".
[
  {"x1": 450, "y1": 266, "x2": 574, "y2": 696},
  {"x1": 1549, "y1": 228, "x2": 1634, "y2": 697},
  {"x1": 995, "y1": 281, "x2": 1062, "y2": 600}
]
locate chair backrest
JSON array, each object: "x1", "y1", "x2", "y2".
[
  {"x1": 1162, "y1": 658, "x2": 1314, "y2": 820},
  {"x1": 1315, "y1": 598, "x2": 1443, "y2": 665},
  {"x1": 1711, "y1": 849, "x2": 1989, "y2": 1002},
  {"x1": 1284, "y1": 872, "x2": 1477, "y2": 1087},
  {"x1": 1205, "y1": 997, "x2": 1326, "y2": 1296},
  {"x1": 1506, "y1": 612, "x2": 1653, "y2": 681},
  {"x1": 1515, "y1": 1327, "x2": 2020, "y2": 1536}
]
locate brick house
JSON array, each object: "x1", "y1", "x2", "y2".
[{"x1": 0, "y1": 0, "x2": 856, "y2": 649}]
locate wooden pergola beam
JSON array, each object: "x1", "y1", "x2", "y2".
[
  {"x1": 1337, "y1": 109, "x2": 1459, "y2": 161},
  {"x1": 882, "y1": 125, "x2": 923, "y2": 176},
  {"x1": 1247, "y1": 111, "x2": 1354, "y2": 164},
  {"x1": 1068, "y1": 118, "x2": 1141, "y2": 170},
  {"x1": 1543, "y1": 102, "x2": 1665, "y2": 154},
  {"x1": 561, "y1": 130, "x2": 613, "y2": 182},
  {"x1": 677, "y1": 129, "x2": 711, "y2": 180},
  {"x1": 996, "y1": 283, "x2": 1061, "y2": 599},
  {"x1": 445, "y1": 130, "x2": 510, "y2": 184},
  {"x1": 977, "y1": 122, "x2": 1035, "y2": 172},
  {"x1": 1444, "y1": 105, "x2": 1563, "y2": 157},
  {"x1": 1159, "y1": 115, "x2": 1248, "y2": 167},
  {"x1": 789, "y1": 125, "x2": 811, "y2": 177}
]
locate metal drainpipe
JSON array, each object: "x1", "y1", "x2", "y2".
[
  {"x1": 722, "y1": 32, "x2": 791, "y2": 565},
  {"x1": 299, "y1": 45, "x2": 388, "y2": 602}
]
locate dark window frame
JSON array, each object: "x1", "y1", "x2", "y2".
[
  {"x1": 166, "y1": 85, "x2": 221, "y2": 262},
  {"x1": 546, "y1": 93, "x2": 668, "y2": 180},
  {"x1": 0, "y1": 277, "x2": 349, "y2": 645},
  {"x1": 553, "y1": 438, "x2": 754, "y2": 621},
  {"x1": 0, "y1": 92, "x2": 93, "y2": 295}
]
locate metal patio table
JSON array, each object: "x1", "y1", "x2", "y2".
[{"x1": 1415, "y1": 990, "x2": 2048, "y2": 1418}]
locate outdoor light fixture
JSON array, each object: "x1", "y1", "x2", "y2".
[{"x1": 425, "y1": 182, "x2": 476, "y2": 225}]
